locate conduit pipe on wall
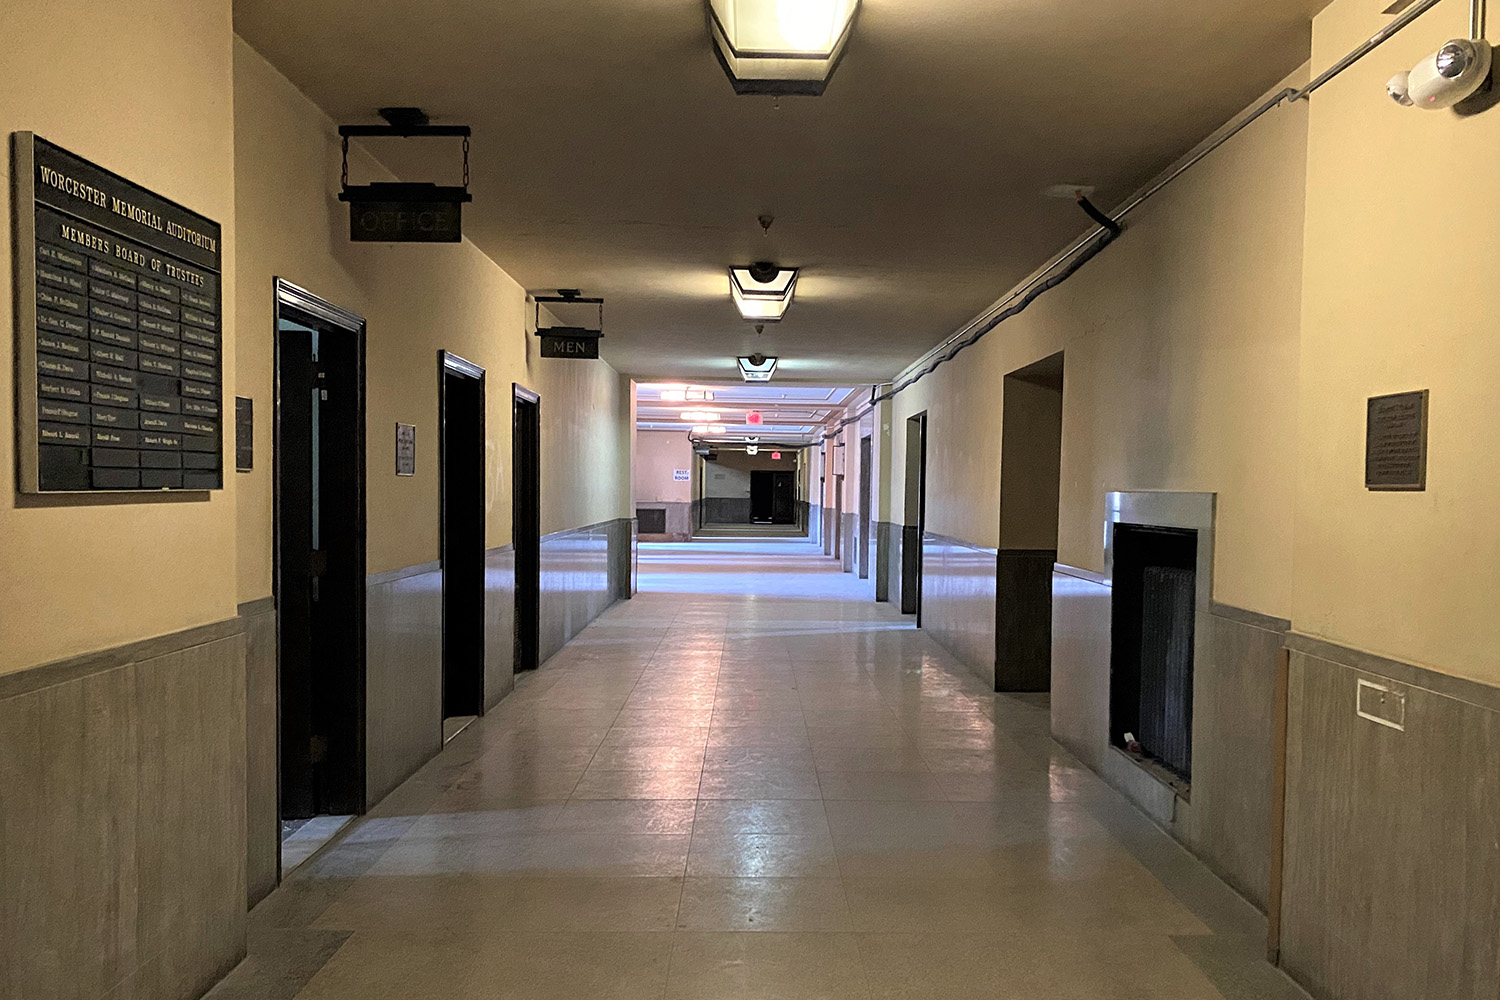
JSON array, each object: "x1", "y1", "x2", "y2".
[{"x1": 819, "y1": 0, "x2": 1462, "y2": 442}]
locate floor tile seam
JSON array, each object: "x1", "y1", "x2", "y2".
[{"x1": 582, "y1": 612, "x2": 676, "y2": 781}]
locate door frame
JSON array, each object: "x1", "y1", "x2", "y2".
[
  {"x1": 902, "y1": 412, "x2": 927, "y2": 622},
  {"x1": 858, "y1": 434, "x2": 872, "y2": 580},
  {"x1": 271, "y1": 277, "x2": 368, "y2": 881},
  {"x1": 439, "y1": 350, "x2": 486, "y2": 722},
  {"x1": 512, "y1": 383, "x2": 541, "y2": 671}
]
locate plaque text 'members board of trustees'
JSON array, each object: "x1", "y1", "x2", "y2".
[
  {"x1": 1366, "y1": 389, "x2": 1429, "y2": 492},
  {"x1": 13, "y1": 133, "x2": 224, "y2": 493}
]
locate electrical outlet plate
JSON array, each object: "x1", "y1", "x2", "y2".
[{"x1": 1356, "y1": 678, "x2": 1406, "y2": 731}]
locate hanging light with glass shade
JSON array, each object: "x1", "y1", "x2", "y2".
[
  {"x1": 738, "y1": 354, "x2": 779, "y2": 383},
  {"x1": 707, "y1": 0, "x2": 861, "y2": 95},
  {"x1": 730, "y1": 262, "x2": 799, "y2": 323}
]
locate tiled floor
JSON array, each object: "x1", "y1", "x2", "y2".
[{"x1": 215, "y1": 537, "x2": 1308, "y2": 1000}]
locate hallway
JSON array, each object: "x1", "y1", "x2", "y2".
[{"x1": 220, "y1": 539, "x2": 1305, "y2": 1000}]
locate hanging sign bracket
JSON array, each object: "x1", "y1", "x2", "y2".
[{"x1": 337, "y1": 108, "x2": 472, "y2": 243}]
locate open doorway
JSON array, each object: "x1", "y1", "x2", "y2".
[
  {"x1": 901, "y1": 413, "x2": 927, "y2": 621},
  {"x1": 512, "y1": 384, "x2": 541, "y2": 671},
  {"x1": 273, "y1": 279, "x2": 366, "y2": 876},
  {"x1": 834, "y1": 473, "x2": 846, "y2": 565},
  {"x1": 858, "y1": 435, "x2": 872, "y2": 580},
  {"x1": 440, "y1": 352, "x2": 486, "y2": 740},
  {"x1": 997, "y1": 353, "x2": 1064, "y2": 691},
  {"x1": 750, "y1": 470, "x2": 775, "y2": 523},
  {"x1": 750, "y1": 469, "x2": 797, "y2": 524}
]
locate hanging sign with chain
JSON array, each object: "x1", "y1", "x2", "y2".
[{"x1": 338, "y1": 108, "x2": 472, "y2": 243}]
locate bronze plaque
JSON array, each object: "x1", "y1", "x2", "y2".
[
  {"x1": 14, "y1": 133, "x2": 223, "y2": 492},
  {"x1": 1365, "y1": 390, "x2": 1429, "y2": 491}
]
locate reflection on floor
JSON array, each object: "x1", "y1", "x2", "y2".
[
  {"x1": 280, "y1": 815, "x2": 354, "y2": 875},
  {"x1": 212, "y1": 537, "x2": 1308, "y2": 1000},
  {"x1": 444, "y1": 715, "x2": 477, "y2": 744}
]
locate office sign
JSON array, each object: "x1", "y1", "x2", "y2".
[
  {"x1": 346, "y1": 183, "x2": 464, "y2": 243},
  {"x1": 13, "y1": 133, "x2": 224, "y2": 492},
  {"x1": 540, "y1": 332, "x2": 600, "y2": 360},
  {"x1": 1365, "y1": 390, "x2": 1428, "y2": 491}
]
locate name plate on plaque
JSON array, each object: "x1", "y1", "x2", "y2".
[
  {"x1": 13, "y1": 133, "x2": 224, "y2": 493},
  {"x1": 1365, "y1": 390, "x2": 1429, "y2": 492}
]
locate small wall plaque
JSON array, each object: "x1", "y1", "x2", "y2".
[
  {"x1": 235, "y1": 397, "x2": 253, "y2": 471},
  {"x1": 395, "y1": 422, "x2": 416, "y2": 476},
  {"x1": 1365, "y1": 390, "x2": 1428, "y2": 491}
]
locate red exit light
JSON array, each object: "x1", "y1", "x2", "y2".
[
  {"x1": 747, "y1": 411, "x2": 764, "y2": 425},
  {"x1": 771, "y1": 451, "x2": 782, "y2": 460}
]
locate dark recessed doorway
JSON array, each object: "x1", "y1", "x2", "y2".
[
  {"x1": 902, "y1": 413, "x2": 927, "y2": 622},
  {"x1": 273, "y1": 279, "x2": 366, "y2": 877},
  {"x1": 512, "y1": 384, "x2": 541, "y2": 672},
  {"x1": 858, "y1": 434, "x2": 872, "y2": 581},
  {"x1": 750, "y1": 469, "x2": 797, "y2": 524},
  {"x1": 440, "y1": 352, "x2": 486, "y2": 739}
]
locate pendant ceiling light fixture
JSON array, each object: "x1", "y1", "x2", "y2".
[
  {"x1": 707, "y1": 0, "x2": 860, "y2": 96},
  {"x1": 730, "y1": 262, "x2": 798, "y2": 323},
  {"x1": 738, "y1": 354, "x2": 779, "y2": 383}
]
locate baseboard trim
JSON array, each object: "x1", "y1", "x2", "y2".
[
  {"x1": 1209, "y1": 602, "x2": 1290, "y2": 633},
  {"x1": 366, "y1": 560, "x2": 441, "y2": 586},
  {"x1": 1286, "y1": 631, "x2": 1500, "y2": 713},
  {"x1": 1053, "y1": 562, "x2": 1109, "y2": 586},
  {"x1": 0, "y1": 614, "x2": 249, "y2": 700},
  {"x1": 238, "y1": 596, "x2": 276, "y2": 618}
]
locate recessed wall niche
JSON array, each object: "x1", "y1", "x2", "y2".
[{"x1": 1104, "y1": 492, "x2": 1216, "y2": 792}]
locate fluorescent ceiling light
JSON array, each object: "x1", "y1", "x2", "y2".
[
  {"x1": 681, "y1": 410, "x2": 721, "y2": 423},
  {"x1": 686, "y1": 388, "x2": 715, "y2": 401},
  {"x1": 707, "y1": 0, "x2": 860, "y2": 96},
  {"x1": 738, "y1": 355, "x2": 779, "y2": 383},
  {"x1": 660, "y1": 388, "x2": 687, "y2": 402},
  {"x1": 729, "y1": 264, "x2": 798, "y2": 322}
]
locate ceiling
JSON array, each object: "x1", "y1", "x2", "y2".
[
  {"x1": 234, "y1": 0, "x2": 1323, "y2": 384},
  {"x1": 636, "y1": 382, "x2": 862, "y2": 445}
]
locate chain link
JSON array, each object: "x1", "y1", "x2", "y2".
[
  {"x1": 462, "y1": 135, "x2": 470, "y2": 189},
  {"x1": 341, "y1": 136, "x2": 349, "y2": 189}
]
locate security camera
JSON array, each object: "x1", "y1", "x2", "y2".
[{"x1": 1399, "y1": 39, "x2": 1492, "y2": 109}]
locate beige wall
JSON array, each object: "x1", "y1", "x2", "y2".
[
  {"x1": 233, "y1": 39, "x2": 630, "y2": 598},
  {"x1": 635, "y1": 430, "x2": 694, "y2": 503},
  {"x1": 891, "y1": 69, "x2": 1309, "y2": 619},
  {"x1": 1296, "y1": 0, "x2": 1500, "y2": 685},
  {"x1": 0, "y1": 0, "x2": 238, "y2": 674},
  {"x1": 704, "y1": 449, "x2": 798, "y2": 499}
]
